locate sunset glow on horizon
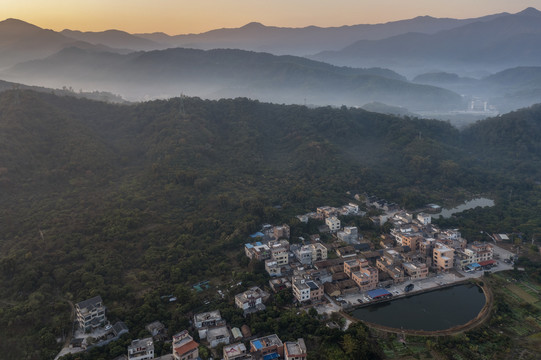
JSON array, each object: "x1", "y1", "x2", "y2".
[{"x1": 3, "y1": 0, "x2": 541, "y2": 34}]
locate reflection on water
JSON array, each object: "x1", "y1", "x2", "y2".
[
  {"x1": 350, "y1": 284, "x2": 485, "y2": 331},
  {"x1": 433, "y1": 198, "x2": 494, "y2": 219}
]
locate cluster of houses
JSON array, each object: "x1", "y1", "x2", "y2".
[
  {"x1": 72, "y1": 294, "x2": 306, "y2": 360},
  {"x1": 68, "y1": 196, "x2": 499, "y2": 360},
  {"x1": 245, "y1": 198, "x2": 496, "y2": 304}
]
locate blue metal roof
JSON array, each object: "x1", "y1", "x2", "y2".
[
  {"x1": 368, "y1": 289, "x2": 391, "y2": 298},
  {"x1": 250, "y1": 232, "x2": 265, "y2": 238},
  {"x1": 263, "y1": 353, "x2": 279, "y2": 360},
  {"x1": 255, "y1": 241, "x2": 263, "y2": 246},
  {"x1": 245, "y1": 243, "x2": 254, "y2": 248},
  {"x1": 253, "y1": 340, "x2": 263, "y2": 350}
]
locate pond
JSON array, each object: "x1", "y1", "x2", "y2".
[
  {"x1": 350, "y1": 284, "x2": 486, "y2": 331},
  {"x1": 432, "y1": 197, "x2": 494, "y2": 219}
]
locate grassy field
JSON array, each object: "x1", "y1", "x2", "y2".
[
  {"x1": 506, "y1": 283, "x2": 538, "y2": 303},
  {"x1": 374, "y1": 272, "x2": 541, "y2": 359}
]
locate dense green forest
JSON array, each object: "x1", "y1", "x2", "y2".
[{"x1": 1, "y1": 90, "x2": 541, "y2": 359}]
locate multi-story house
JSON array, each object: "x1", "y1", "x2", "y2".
[
  {"x1": 306, "y1": 280, "x2": 324, "y2": 301},
  {"x1": 325, "y1": 216, "x2": 341, "y2": 232},
  {"x1": 265, "y1": 260, "x2": 282, "y2": 277},
  {"x1": 454, "y1": 248, "x2": 476, "y2": 269},
  {"x1": 402, "y1": 262, "x2": 428, "y2": 279},
  {"x1": 223, "y1": 343, "x2": 253, "y2": 360},
  {"x1": 273, "y1": 224, "x2": 290, "y2": 240},
  {"x1": 471, "y1": 242, "x2": 493, "y2": 262},
  {"x1": 270, "y1": 245, "x2": 289, "y2": 265},
  {"x1": 234, "y1": 286, "x2": 269, "y2": 315},
  {"x1": 284, "y1": 338, "x2": 307, "y2": 360},
  {"x1": 250, "y1": 334, "x2": 284, "y2": 360},
  {"x1": 292, "y1": 278, "x2": 311, "y2": 303},
  {"x1": 351, "y1": 266, "x2": 378, "y2": 291},
  {"x1": 245, "y1": 242, "x2": 271, "y2": 261},
  {"x1": 294, "y1": 245, "x2": 312, "y2": 265},
  {"x1": 128, "y1": 338, "x2": 154, "y2": 360},
  {"x1": 172, "y1": 330, "x2": 199, "y2": 360},
  {"x1": 343, "y1": 259, "x2": 361, "y2": 277},
  {"x1": 433, "y1": 243, "x2": 455, "y2": 272},
  {"x1": 207, "y1": 326, "x2": 231, "y2": 348},
  {"x1": 309, "y1": 243, "x2": 328, "y2": 262},
  {"x1": 337, "y1": 226, "x2": 359, "y2": 244},
  {"x1": 193, "y1": 310, "x2": 225, "y2": 339},
  {"x1": 76, "y1": 295, "x2": 106, "y2": 332}
]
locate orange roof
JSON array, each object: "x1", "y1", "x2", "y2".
[{"x1": 174, "y1": 340, "x2": 199, "y2": 356}]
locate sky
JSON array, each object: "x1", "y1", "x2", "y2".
[{"x1": 3, "y1": 0, "x2": 541, "y2": 34}]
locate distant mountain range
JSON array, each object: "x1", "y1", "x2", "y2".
[
  {"x1": 2, "y1": 8, "x2": 541, "y2": 113},
  {"x1": 133, "y1": 12, "x2": 506, "y2": 56},
  {"x1": 1, "y1": 47, "x2": 463, "y2": 111},
  {"x1": 0, "y1": 9, "x2": 519, "y2": 69},
  {"x1": 312, "y1": 7, "x2": 541, "y2": 76},
  {"x1": 412, "y1": 66, "x2": 541, "y2": 113}
]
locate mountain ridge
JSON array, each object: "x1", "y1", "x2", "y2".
[{"x1": 2, "y1": 46, "x2": 463, "y2": 111}]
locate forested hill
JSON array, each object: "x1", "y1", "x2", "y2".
[
  {"x1": 0, "y1": 90, "x2": 540, "y2": 358},
  {"x1": 462, "y1": 103, "x2": 541, "y2": 179}
]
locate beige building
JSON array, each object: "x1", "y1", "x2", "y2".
[
  {"x1": 284, "y1": 338, "x2": 307, "y2": 360},
  {"x1": 310, "y1": 243, "x2": 328, "y2": 262},
  {"x1": 234, "y1": 287, "x2": 269, "y2": 315},
  {"x1": 351, "y1": 266, "x2": 378, "y2": 291},
  {"x1": 270, "y1": 245, "x2": 289, "y2": 265},
  {"x1": 433, "y1": 243, "x2": 454, "y2": 272},
  {"x1": 325, "y1": 216, "x2": 341, "y2": 232},
  {"x1": 402, "y1": 262, "x2": 428, "y2": 279},
  {"x1": 292, "y1": 278, "x2": 311, "y2": 303}
]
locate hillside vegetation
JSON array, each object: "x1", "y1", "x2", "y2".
[{"x1": 1, "y1": 91, "x2": 541, "y2": 358}]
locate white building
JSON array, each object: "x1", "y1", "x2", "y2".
[
  {"x1": 223, "y1": 343, "x2": 251, "y2": 360},
  {"x1": 284, "y1": 338, "x2": 307, "y2": 360},
  {"x1": 75, "y1": 295, "x2": 106, "y2": 332},
  {"x1": 128, "y1": 338, "x2": 154, "y2": 360},
  {"x1": 265, "y1": 260, "x2": 282, "y2": 277},
  {"x1": 337, "y1": 226, "x2": 358, "y2": 244},
  {"x1": 234, "y1": 287, "x2": 269, "y2": 315},
  {"x1": 294, "y1": 245, "x2": 312, "y2": 265},
  {"x1": 207, "y1": 326, "x2": 231, "y2": 348},
  {"x1": 193, "y1": 310, "x2": 224, "y2": 339},
  {"x1": 417, "y1": 213, "x2": 431, "y2": 226},
  {"x1": 310, "y1": 242, "x2": 328, "y2": 262},
  {"x1": 292, "y1": 278, "x2": 311, "y2": 303}
]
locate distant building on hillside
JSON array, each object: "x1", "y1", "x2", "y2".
[
  {"x1": 76, "y1": 295, "x2": 106, "y2": 332},
  {"x1": 284, "y1": 338, "x2": 307, "y2": 360},
  {"x1": 172, "y1": 330, "x2": 199, "y2": 360},
  {"x1": 128, "y1": 338, "x2": 154, "y2": 360}
]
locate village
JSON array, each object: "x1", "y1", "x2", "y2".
[{"x1": 56, "y1": 195, "x2": 517, "y2": 360}]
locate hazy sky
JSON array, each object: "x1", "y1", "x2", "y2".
[{"x1": 3, "y1": 0, "x2": 540, "y2": 34}]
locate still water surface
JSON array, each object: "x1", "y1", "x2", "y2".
[
  {"x1": 433, "y1": 197, "x2": 494, "y2": 219},
  {"x1": 350, "y1": 284, "x2": 486, "y2": 331}
]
